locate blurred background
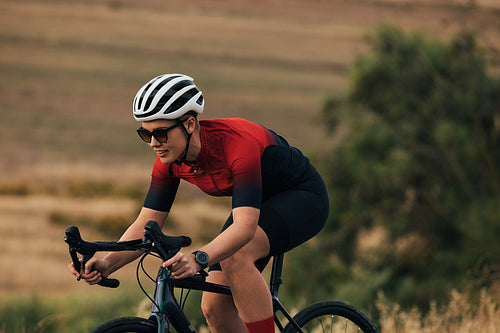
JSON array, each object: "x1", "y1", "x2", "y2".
[{"x1": 1, "y1": 0, "x2": 499, "y2": 332}]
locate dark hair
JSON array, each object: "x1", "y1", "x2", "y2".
[{"x1": 180, "y1": 111, "x2": 199, "y2": 121}]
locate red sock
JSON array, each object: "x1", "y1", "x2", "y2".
[{"x1": 245, "y1": 316, "x2": 275, "y2": 333}]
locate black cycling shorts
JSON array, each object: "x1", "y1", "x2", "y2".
[{"x1": 209, "y1": 165, "x2": 329, "y2": 272}]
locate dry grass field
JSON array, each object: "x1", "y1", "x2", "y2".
[{"x1": 1, "y1": 0, "x2": 500, "y2": 331}]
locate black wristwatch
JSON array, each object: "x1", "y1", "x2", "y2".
[{"x1": 192, "y1": 251, "x2": 209, "y2": 269}]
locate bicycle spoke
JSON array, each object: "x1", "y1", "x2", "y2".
[
  {"x1": 299, "y1": 314, "x2": 370, "y2": 333},
  {"x1": 320, "y1": 318, "x2": 326, "y2": 332}
]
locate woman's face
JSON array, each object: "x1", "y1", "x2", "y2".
[{"x1": 140, "y1": 119, "x2": 188, "y2": 164}]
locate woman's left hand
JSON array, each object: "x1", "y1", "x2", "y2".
[{"x1": 163, "y1": 252, "x2": 201, "y2": 279}]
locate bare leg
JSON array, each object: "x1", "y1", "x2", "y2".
[
  {"x1": 220, "y1": 226, "x2": 273, "y2": 323},
  {"x1": 201, "y1": 271, "x2": 247, "y2": 333},
  {"x1": 201, "y1": 226, "x2": 273, "y2": 331}
]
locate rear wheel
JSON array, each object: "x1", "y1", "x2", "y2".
[
  {"x1": 283, "y1": 301, "x2": 378, "y2": 333},
  {"x1": 90, "y1": 317, "x2": 158, "y2": 333}
]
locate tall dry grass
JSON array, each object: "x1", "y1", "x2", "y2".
[{"x1": 376, "y1": 286, "x2": 500, "y2": 332}]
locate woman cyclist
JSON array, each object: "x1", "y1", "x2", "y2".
[{"x1": 68, "y1": 74, "x2": 329, "y2": 333}]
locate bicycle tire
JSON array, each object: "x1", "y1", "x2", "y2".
[
  {"x1": 283, "y1": 300, "x2": 378, "y2": 333},
  {"x1": 90, "y1": 317, "x2": 158, "y2": 333}
]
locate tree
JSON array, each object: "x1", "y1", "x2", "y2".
[{"x1": 319, "y1": 25, "x2": 500, "y2": 309}]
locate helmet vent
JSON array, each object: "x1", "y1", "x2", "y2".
[
  {"x1": 164, "y1": 87, "x2": 198, "y2": 114},
  {"x1": 142, "y1": 77, "x2": 183, "y2": 111},
  {"x1": 136, "y1": 81, "x2": 154, "y2": 111},
  {"x1": 196, "y1": 95, "x2": 204, "y2": 106}
]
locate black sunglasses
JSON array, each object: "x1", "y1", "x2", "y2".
[{"x1": 136, "y1": 122, "x2": 181, "y2": 143}]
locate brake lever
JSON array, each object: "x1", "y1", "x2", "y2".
[
  {"x1": 68, "y1": 246, "x2": 96, "y2": 280},
  {"x1": 65, "y1": 225, "x2": 120, "y2": 288},
  {"x1": 69, "y1": 248, "x2": 82, "y2": 281},
  {"x1": 81, "y1": 253, "x2": 94, "y2": 275}
]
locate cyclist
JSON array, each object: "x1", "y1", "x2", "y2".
[{"x1": 68, "y1": 74, "x2": 329, "y2": 333}]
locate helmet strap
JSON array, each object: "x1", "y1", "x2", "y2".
[{"x1": 174, "y1": 118, "x2": 192, "y2": 165}]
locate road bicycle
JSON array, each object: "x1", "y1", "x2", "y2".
[{"x1": 65, "y1": 220, "x2": 378, "y2": 332}]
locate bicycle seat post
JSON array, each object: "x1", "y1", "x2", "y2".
[{"x1": 270, "y1": 253, "x2": 284, "y2": 299}]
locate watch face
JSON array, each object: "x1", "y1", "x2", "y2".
[{"x1": 196, "y1": 251, "x2": 209, "y2": 265}]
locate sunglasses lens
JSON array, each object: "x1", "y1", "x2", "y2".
[
  {"x1": 137, "y1": 122, "x2": 180, "y2": 144},
  {"x1": 137, "y1": 129, "x2": 152, "y2": 143},
  {"x1": 153, "y1": 129, "x2": 168, "y2": 143}
]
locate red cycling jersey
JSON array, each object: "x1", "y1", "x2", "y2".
[{"x1": 144, "y1": 118, "x2": 310, "y2": 212}]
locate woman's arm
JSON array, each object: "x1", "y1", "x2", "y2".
[
  {"x1": 164, "y1": 206, "x2": 260, "y2": 278},
  {"x1": 199, "y1": 206, "x2": 260, "y2": 265}
]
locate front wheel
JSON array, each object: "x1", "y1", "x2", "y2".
[
  {"x1": 283, "y1": 301, "x2": 378, "y2": 333},
  {"x1": 90, "y1": 317, "x2": 158, "y2": 333}
]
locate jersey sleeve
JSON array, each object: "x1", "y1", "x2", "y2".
[
  {"x1": 226, "y1": 135, "x2": 264, "y2": 209},
  {"x1": 143, "y1": 157, "x2": 180, "y2": 212}
]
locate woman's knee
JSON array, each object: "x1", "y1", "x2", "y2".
[
  {"x1": 201, "y1": 293, "x2": 237, "y2": 328},
  {"x1": 219, "y1": 252, "x2": 250, "y2": 277},
  {"x1": 220, "y1": 228, "x2": 270, "y2": 276}
]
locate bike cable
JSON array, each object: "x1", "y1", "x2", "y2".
[
  {"x1": 179, "y1": 288, "x2": 191, "y2": 310},
  {"x1": 136, "y1": 252, "x2": 161, "y2": 311},
  {"x1": 135, "y1": 252, "x2": 192, "y2": 311}
]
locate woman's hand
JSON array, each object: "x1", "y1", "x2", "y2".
[
  {"x1": 67, "y1": 257, "x2": 110, "y2": 285},
  {"x1": 163, "y1": 252, "x2": 201, "y2": 279}
]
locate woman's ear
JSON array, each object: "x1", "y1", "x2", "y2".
[{"x1": 186, "y1": 116, "x2": 197, "y2": 134}]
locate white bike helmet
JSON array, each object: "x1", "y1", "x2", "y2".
[{"x1": 133, "y1": 74, "x2": 204, "y2": 121}]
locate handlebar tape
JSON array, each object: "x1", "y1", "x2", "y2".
[{"x1": 98, "y1": 277, "x2": 120, "y2": 288}]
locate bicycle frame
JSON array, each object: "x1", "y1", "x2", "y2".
[
  {"x1": 270, "y1": 254, "x2": 303, "y2": 333},
  {"x1": 148, "y1": 255, "x2": 304, "y2": 333}
]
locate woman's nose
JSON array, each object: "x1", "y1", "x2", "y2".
[{"x1": 149, "y1": 136, "x2": 161, "y2": 147}]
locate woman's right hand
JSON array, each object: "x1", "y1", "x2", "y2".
[{"x1": 67, "y1": 257, "x2": 109, "y2": 285}]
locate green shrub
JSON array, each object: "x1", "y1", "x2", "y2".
[
  {"x1": 0, "y1": 291, "x2": 144, "y2": 333},
  {"x1": 317, "y1": 25, "x2": 500, "y2": 310}
]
